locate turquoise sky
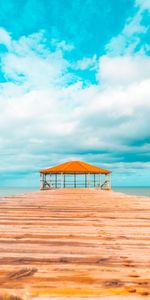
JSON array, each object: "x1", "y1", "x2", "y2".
[{"x1": 0, "y1": 0, "x2": 150, "y2": 187}]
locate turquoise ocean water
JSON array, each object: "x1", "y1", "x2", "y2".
[
  {"x1": 0, "y1": 187, "x2": 38, "y2": 197},
  {"x1": 113, "y1": 187, "x2": 150, "y2": 197},
  {"x1": 0, "y1": 187, "x2": 149, "y2": 197}
]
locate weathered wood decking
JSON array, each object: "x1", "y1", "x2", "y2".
[{"x1": 0, "y1": 188, "x2": 150, "y2": 299}]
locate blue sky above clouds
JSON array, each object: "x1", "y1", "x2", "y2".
[{"x1": 0, "y1": 0, "x2": 150, "y2": 187}]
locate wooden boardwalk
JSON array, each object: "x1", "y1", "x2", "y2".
[{"x1": 0, "y1": 188, "x2": 150, "y2": 299}]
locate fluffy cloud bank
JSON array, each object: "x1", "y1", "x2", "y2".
[
  {"x1": 0, "y1": 21, "x2": 150, "y2": 186},
  {"x1": 136, "y1": 0, "x2": 150, "y2": 10}
]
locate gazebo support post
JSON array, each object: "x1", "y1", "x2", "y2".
[
  {"x1": 46, "y1": 174, "x2": 50, "y2": 189},
  {"x1": 50, "y1": 174, "x2": 52, "y2": 188},
  {"x1": 55, "y1": 174, "x2": 57, "y2": 188},
  {"x1": 44, "y1": 174, "x2": 46, "y2": 189},
  {"x1": 64, "y1": 174, "x2": 66, "y2": 188},
  {"x1": 42, "y1": 174, "x2": 44, "y2": 189},
  {"x1": 94, "y1": 174, "x2": 96, "y2": 188},
  {"x1": 99, "y1": 174, "x2": 101, "y2": 189},
  {"x1": 40, "y1": 173, "x2": 44, "y2": 190},
  {"x1": 74, "y1": 174, "x2": 76, "y2": 188},
  {"x1": 61, "y1": 173, "x2": 63, "y2": 188},
  {"x1": 85, "y1": 174, "x2": 87, "y2": 188},
  {"x1": 105, "y1": 174, "x2": 111, "y2": 190},
  {"x1": 88, "y1": 173, "x2": 90, "y2": 188}
]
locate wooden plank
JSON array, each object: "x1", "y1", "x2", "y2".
[{"x1": 0, "y1": 189, "x2": 150, "y2": 299}]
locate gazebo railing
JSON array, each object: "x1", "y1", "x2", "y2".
[{"x1": 40, "y1": 173, "x2": 111, "y2": 190}]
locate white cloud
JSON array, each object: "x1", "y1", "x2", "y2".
[
  {"x1": 1, "y1": 31, "x2": 70, "y2": 89},
  {"x1": 136, "y1": 0, "x2": 150, "y2": 10},
  {"x1": 106, "y1": 2, "x2": 148, "y2": 55},
  {"x1": 0, "y1": 27, "x2": 11, "y2": 47},
  {"x1": 98, "y1": 55, "x2": 150, "y2": 86},
  {"x1": 0, "y1": 28, "x2": 150, "y2": 186},
  {"x1": 51, "y1": 39, "x2": 74, "y2": 51},
  {"x1": 74, "y1": 55, "x2": 97, "y2": 70}
]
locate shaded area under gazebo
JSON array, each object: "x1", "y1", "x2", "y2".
[{"x1": 40, "y1": 161, "x2": 111, "y2": 190}]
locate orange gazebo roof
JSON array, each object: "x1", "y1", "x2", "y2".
[{"x1": 40, "y1": 160, "x2": 111, "y2": 174}]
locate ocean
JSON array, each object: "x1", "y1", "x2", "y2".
[
  {"x1": 113, "y1": 187, "x2": 150, "y2": 197},
  {"x1": 0, "y1": 187, "x2": 149, "y2": 197},
  {"x1": 0, "y1": 187, "x2": 39, "y2": 197}
]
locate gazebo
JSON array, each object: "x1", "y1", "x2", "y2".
[{"x1": 40, "y1": 160, "x2": 111, "y2": 190}]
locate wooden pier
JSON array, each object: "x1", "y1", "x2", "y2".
[{"x1": 0, "y1": 188, "x2": 150, "y2": 299}]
